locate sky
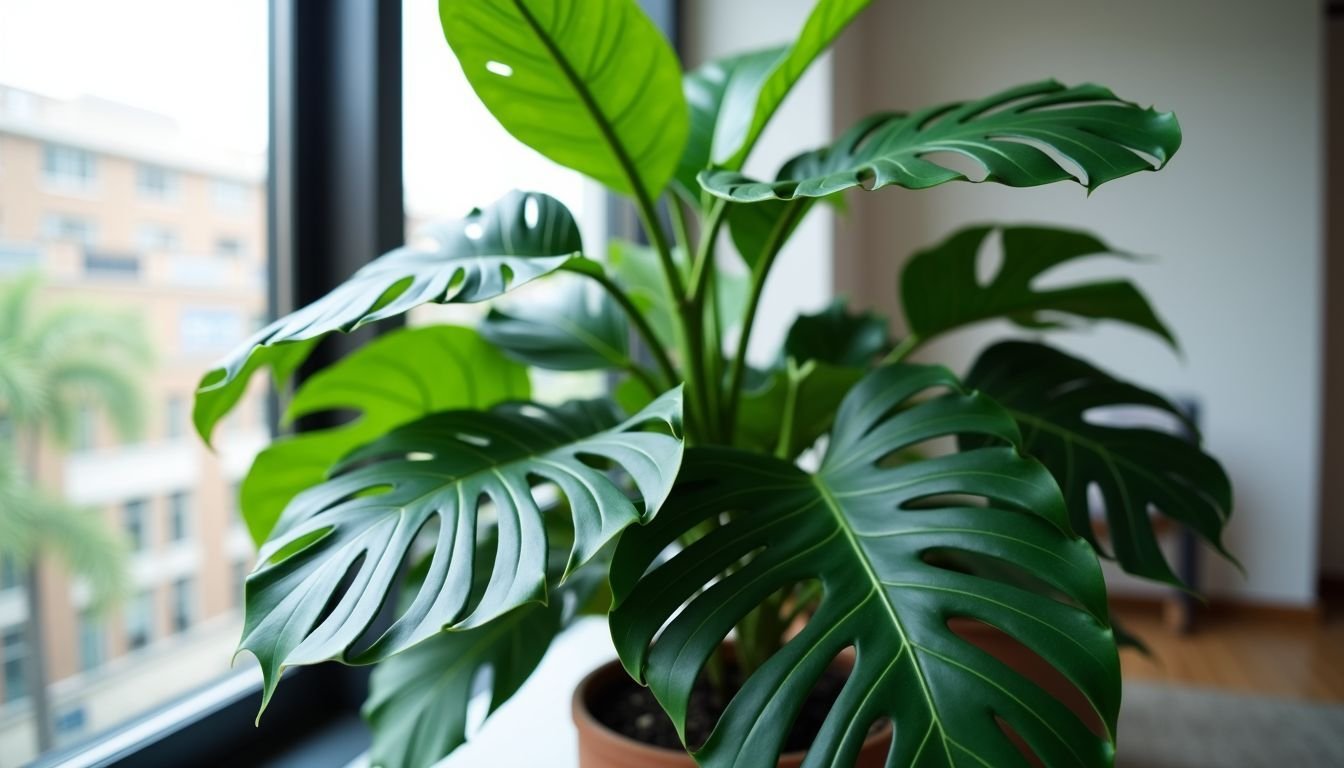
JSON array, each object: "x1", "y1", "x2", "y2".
[{"x1": 0, "y1": 0, "x2": 587, "y2": 221}]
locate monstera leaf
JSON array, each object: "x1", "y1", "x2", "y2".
[
  {"x1": 901, "y1": 225, "x2": 1175, "y2": 347},
  {"x1": 782, "y1": 300, "x2": 890, "y2": 368},
  {"x1": 702, "y1": 80, "x2": 1181, "y2": 202},
  {"x1": 965, "y1": 341, "x2": 1233, "y2": 587},
  {"x1": 238, "y1": 326, "x2": 530, "y2": 545},
  {"x1": 440, "y1": 0, "x2": 687, "y2": 199},
  {"x1": 733, "y1": 360, "x2": 861, "y2": 459},
  {"x1": 611, "y1": 364, "x2": 1119, "y2": 767},
  {"x1": 363, "y1": 534, "x2": 602, "y2": 768},
  {"x1": 240, "y1": 389, "x2": 683, "y2": 710},
  {"x1": 480, "y1": 277, "x2": 630, "y2": 372},
  {"x1": 195, "y1": 191, "x2": 580, "y2": 442}
]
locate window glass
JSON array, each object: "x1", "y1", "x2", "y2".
[
  {"x1": 402, "y1": 0, "x2": 607, "y2": 403},
  {"x1": 0, "y1": 1, "x2": 269, "y2": 760}
]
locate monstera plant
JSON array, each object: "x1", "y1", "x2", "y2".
[{"x1": 195, "y1": 1, "x2": 1233, "y2": 766}]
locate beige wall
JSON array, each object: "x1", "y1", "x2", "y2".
[{"x1": 832, "y1": 0, "x2": 1324, "y2": 604}]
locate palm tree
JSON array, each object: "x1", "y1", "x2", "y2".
[{"x1": 0, "y1": 273, "x2": 149, "y2": 751}]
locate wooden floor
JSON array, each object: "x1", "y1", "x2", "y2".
[{"x1": 1115, "y1": 598, "x2": 1344, "y2": 702}]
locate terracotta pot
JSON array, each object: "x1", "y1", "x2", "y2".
[{"x1": 572, "y1": 656, "x2": 891, "y2": 768}]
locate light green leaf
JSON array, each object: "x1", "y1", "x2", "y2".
[
  {"x1": 440, "y1": 0, "x2": 687, "y2": 199},
  {"x1": 965, "y1": 341, "x2": 1234, "y2": 587},
  {"x1": 240, "y1": 389, "x2": 683, "y2": 712},
  {"x1": 481, "y1": 276, "x2": 629, "y2": 372},
  {"x1": 238, "y1": 326, "x2": 530, "y2": 546},
  {"x1": 195, "y1": 191, "x2": 580, "y2": 443},
  {"x1": 713, "y1": 0, "x2": 873, "y2": 169},
  {"x1": 611, "y1": 364, "x2": 1119, "y2": 767},
  {"x1": 703, "y1": 80, "x2": 1182, "y2": 202},
  {"x1": 901, "y1": 225, "x2": 1176, "y2": 347}
]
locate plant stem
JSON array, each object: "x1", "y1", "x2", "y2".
[
  {"x1": 681, "y1": 199, "x2": 730, "y2": 442},
  {"x1": 669, "y1": 195, "x2": 694, "y2": 258},
  {"x1": 882, "y1": 332, "x2": 923, "y2": 365},
  {"x1": 721, "y1": 199, "x2": 807, "y2": 438},
  {"x1": 562, "y1": 262, "x2": 678, "y2": 389},
  {"x1": 772, "y1": 359, "x2": 804, "y2": 459}
]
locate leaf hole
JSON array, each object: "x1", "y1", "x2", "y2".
[
  {"x1": 485, "y1": 60, "x2": 514, "y2": 77},
  {"x1": 993, "y1": 134, "x2": 1090, "y2": 187},
  {"x1": 994, "y1": 715, "x2": 1045, "y2": 767},
  {"x1": 523, "y1": 195, "x2": 540, "y2": 229},
  {"x1": 405, "y1": 451, "x2": 434, "y2": 462},
  {"x1": 900, "y1": 493, "x2": 991, "y2": 511},
  {"x1": 974, "y1": 228, "x2": 1005, "y2": 288},
  {"x1": 454, "y1": 432, "x2": 490, "y2": 448},
  {"x1": 923, "y1": 548, "x2": 1086, "y2": 614},
  {"x1": 464, "y1": 221, "x2": 484, "y2": 240},
  {"x1": 918, "y1": 149, "x2": 987, "y2": 181}
]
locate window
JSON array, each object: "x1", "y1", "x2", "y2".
[
  {"x1": 3, "y1": 626, "x2": 26, "y2": 703},
  {"x1": 213, "y1": 179, "x2": 249, "y2": 211},
  {"x1": 214, "y1": 236, "x2": 244, "y2": 258},
  {"x1": 78, "y1": 612, "x2": 104, "y2": 673},
  {"x1": 0, "y1": 242, "x2": 40, "y2": 273},
  {"x1": 165, "y1": 395, "x2": 186, "y2": 439},
  {"x1": 179, "y1": 307, "x2": 245, "y2": 352},
  {"x1": 42, "y1": 144, "x2": 97, "y2": 190},
  {"x1": 82, "y1": 251, "x2": 140, "y2": 279},
  {"x1": 136, "y1": 164, "x2": 180, "y2": 200},
  {"x1": 168, "y1": 491, "x2": 191, "y2": 542},
  {"x1": 42, "y1": 213, "x2": 97, "y2": 246},
  {"x1": 137, "y1": 224, "x2": 180, "y2": 253},
  {"x1": 124, "y1": 498, "x2": 150, "y2": 552},
  {"x1": 124, "y1": 591, "x2": 153, "y2": 652},
  {"x1": 170, "y1": 578, "x2": 194, "y2": 634}
]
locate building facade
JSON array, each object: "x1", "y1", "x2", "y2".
[{"x1": 0, "y1": 83, "x2": 268, "y2": 763}]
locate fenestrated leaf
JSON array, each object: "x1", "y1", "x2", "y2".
[
  {"x1": 702, "y1": 80, "x2": 1182, "y2": 202},
  {"x1": 712, "y1": 0, "x2": 873, "y2": 170},
  {"x1": 480, "y1": 276, "x2": 630, "y2": 372},
  {"x1": 901, "y1": 225, "x2": 1175, "y2": 347},
  {"x1": 238, "y1": 326, "x2": 530, "y2": 546},
  {"x1": 440, "y1": 0, "x2": 687, "y2": 199},
  {"x1": 195, "y1": 191, "x2": 580, "y2": 443},
  {"x1": 782, "y1": 299, "x2": 890, "y2": 368},
  {"x1": 611, "y1": 364, "x2": 1120, "y2": 767},
  {"x1": 239, "y1": 389, "x2": 683, "y2": 712},
  {"x1": 363, "y1": 533, "x2": 602, "y2": 768},
  {"x1": 964, "y1": 341, "x2": 1233, "y2": 587},
  {"x1": 674, "y1": 48, "x2": 784, "y2": 205}
]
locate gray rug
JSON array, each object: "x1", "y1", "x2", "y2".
[{"x1": 1118, "y1": 681, "x2": 1344, "y2": 767}]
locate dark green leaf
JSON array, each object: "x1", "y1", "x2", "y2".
[
  {"x1": 702, "y1": 80, "x2": 1182, "y2": 202},
  {"x1": 734, "y1": 360, "x2": 862, "y2": 459},
  {"x1": 440, "y1": 0, "x2": 687, "y2": 199},
  {"x1": 239, "y1": 326, "x2": 530, "y2": 546},
  {"x1": 240, "y1": 389, "x2": 683, "y2": 712},
  {"x1": 195, "y1": 191, "x2": 580, "y2": 442},
  {"x1": 965, "y1": 341, "x2": 1234, "y2": 587},
  {"x1": 713, "y1": 0, "x2": 873, "y2": 169},
  {"x1": 901, "y1": 225, "x2": 1175, "y2": 346},
  {"x1": 725, "y1": 197, "x2": 811, "y2": 270},
  {"x1": 481, "y1": 276, "x2": 629, "y2": 372},
  {"x1": 782, "y1": 299, "x2": 890, "y2": 368},
  {"x1": 611, "y1": 364, "x2": 1119, "y2": 767}
]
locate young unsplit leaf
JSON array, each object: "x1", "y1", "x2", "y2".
[
  {"x1": 702, "y1": 80, "x2": 1181, "y2": 202},
  {"x1": 238, "y1": 326, "x2": 530, "y2": 545},
  {"x1": 239, "y1": 389, "x2": 683, "y2": 713},
  {"x1": 440, "y1": 0, "x2": 687, "y2": 199},
  {"x1": 901, "y1": 225, "x2": 1176, "y2": 347},
  {"x1": 964, "y1": 341, "x2": 1234, "y2": 587},
  {"x1": 194, "y1": 191, "x2": 580, "y2": 443},
  {"x1": 611, "y1": 364, "x2": 1119, "y2": 767}
]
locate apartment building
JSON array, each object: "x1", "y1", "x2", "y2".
[{"x1": 0, "y1": 83, "x2": 268, "y2": 762}]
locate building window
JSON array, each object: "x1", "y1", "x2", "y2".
[
  {"x1": 168, "y1": 491, "x2": 191, "y2": 542},
  {"x1": 137, "y1": 224, "x2": 180, "y2": 253},
  {"x1": 74, "y1": 404, "x2": 96, "y2": 452},
  {"x1": 214, "y1": 236, "x2": 244, "y2": 258},
  {"x1": 165, "y1": 395, "x2": 185, "y2": 439},
  {"x1": 179, "y1": 307, "x2": 244, "y2": 353},
  {"x1": 212, "y1": 179, "x2": 248, "y2": 211},
  {"x1": 136, "y1": 165, "x2": 180, "y2": 200},
  {"x1": 125, "y1": 591, "x2": 154, "y2": 652},
  {"x1": 124, "y1": 498, "x2": 150, "y2": 551},
  {"x1": 2, "y1": 625, "x2": 26, "y2": 703},
  {"x1": 78, "y1": 611, "x2": 105, "y2": 672},
  {"x1": 0, "y1": 242, "x2": 41, "y2": 274},
  {"x1": 83, "y1": 251, "x2": 141, "y2": 279},
  {"x1": 42, "y1": 144, "x2": 97, "y2": 190},
  {"x1": 42, "y1": 213, "x2": 98, "y2": 247},
  {"x1": 171, "y1": 578, "x2": 194, "y2": 634}
]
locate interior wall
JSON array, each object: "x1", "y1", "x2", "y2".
[
  {"x1": 1322, "y1": 11, "x2": 1344, "y2": 579},
  {"x1": 681, "y1": 0, "x2": 834, "y2": 365},
  {"x1": 832, "y1": 0, "x2": 1324, "y2": 605}
]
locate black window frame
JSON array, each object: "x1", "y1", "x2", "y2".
[{"x1": 34, "y1": 0, "x2": 677, "y2": 765}]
